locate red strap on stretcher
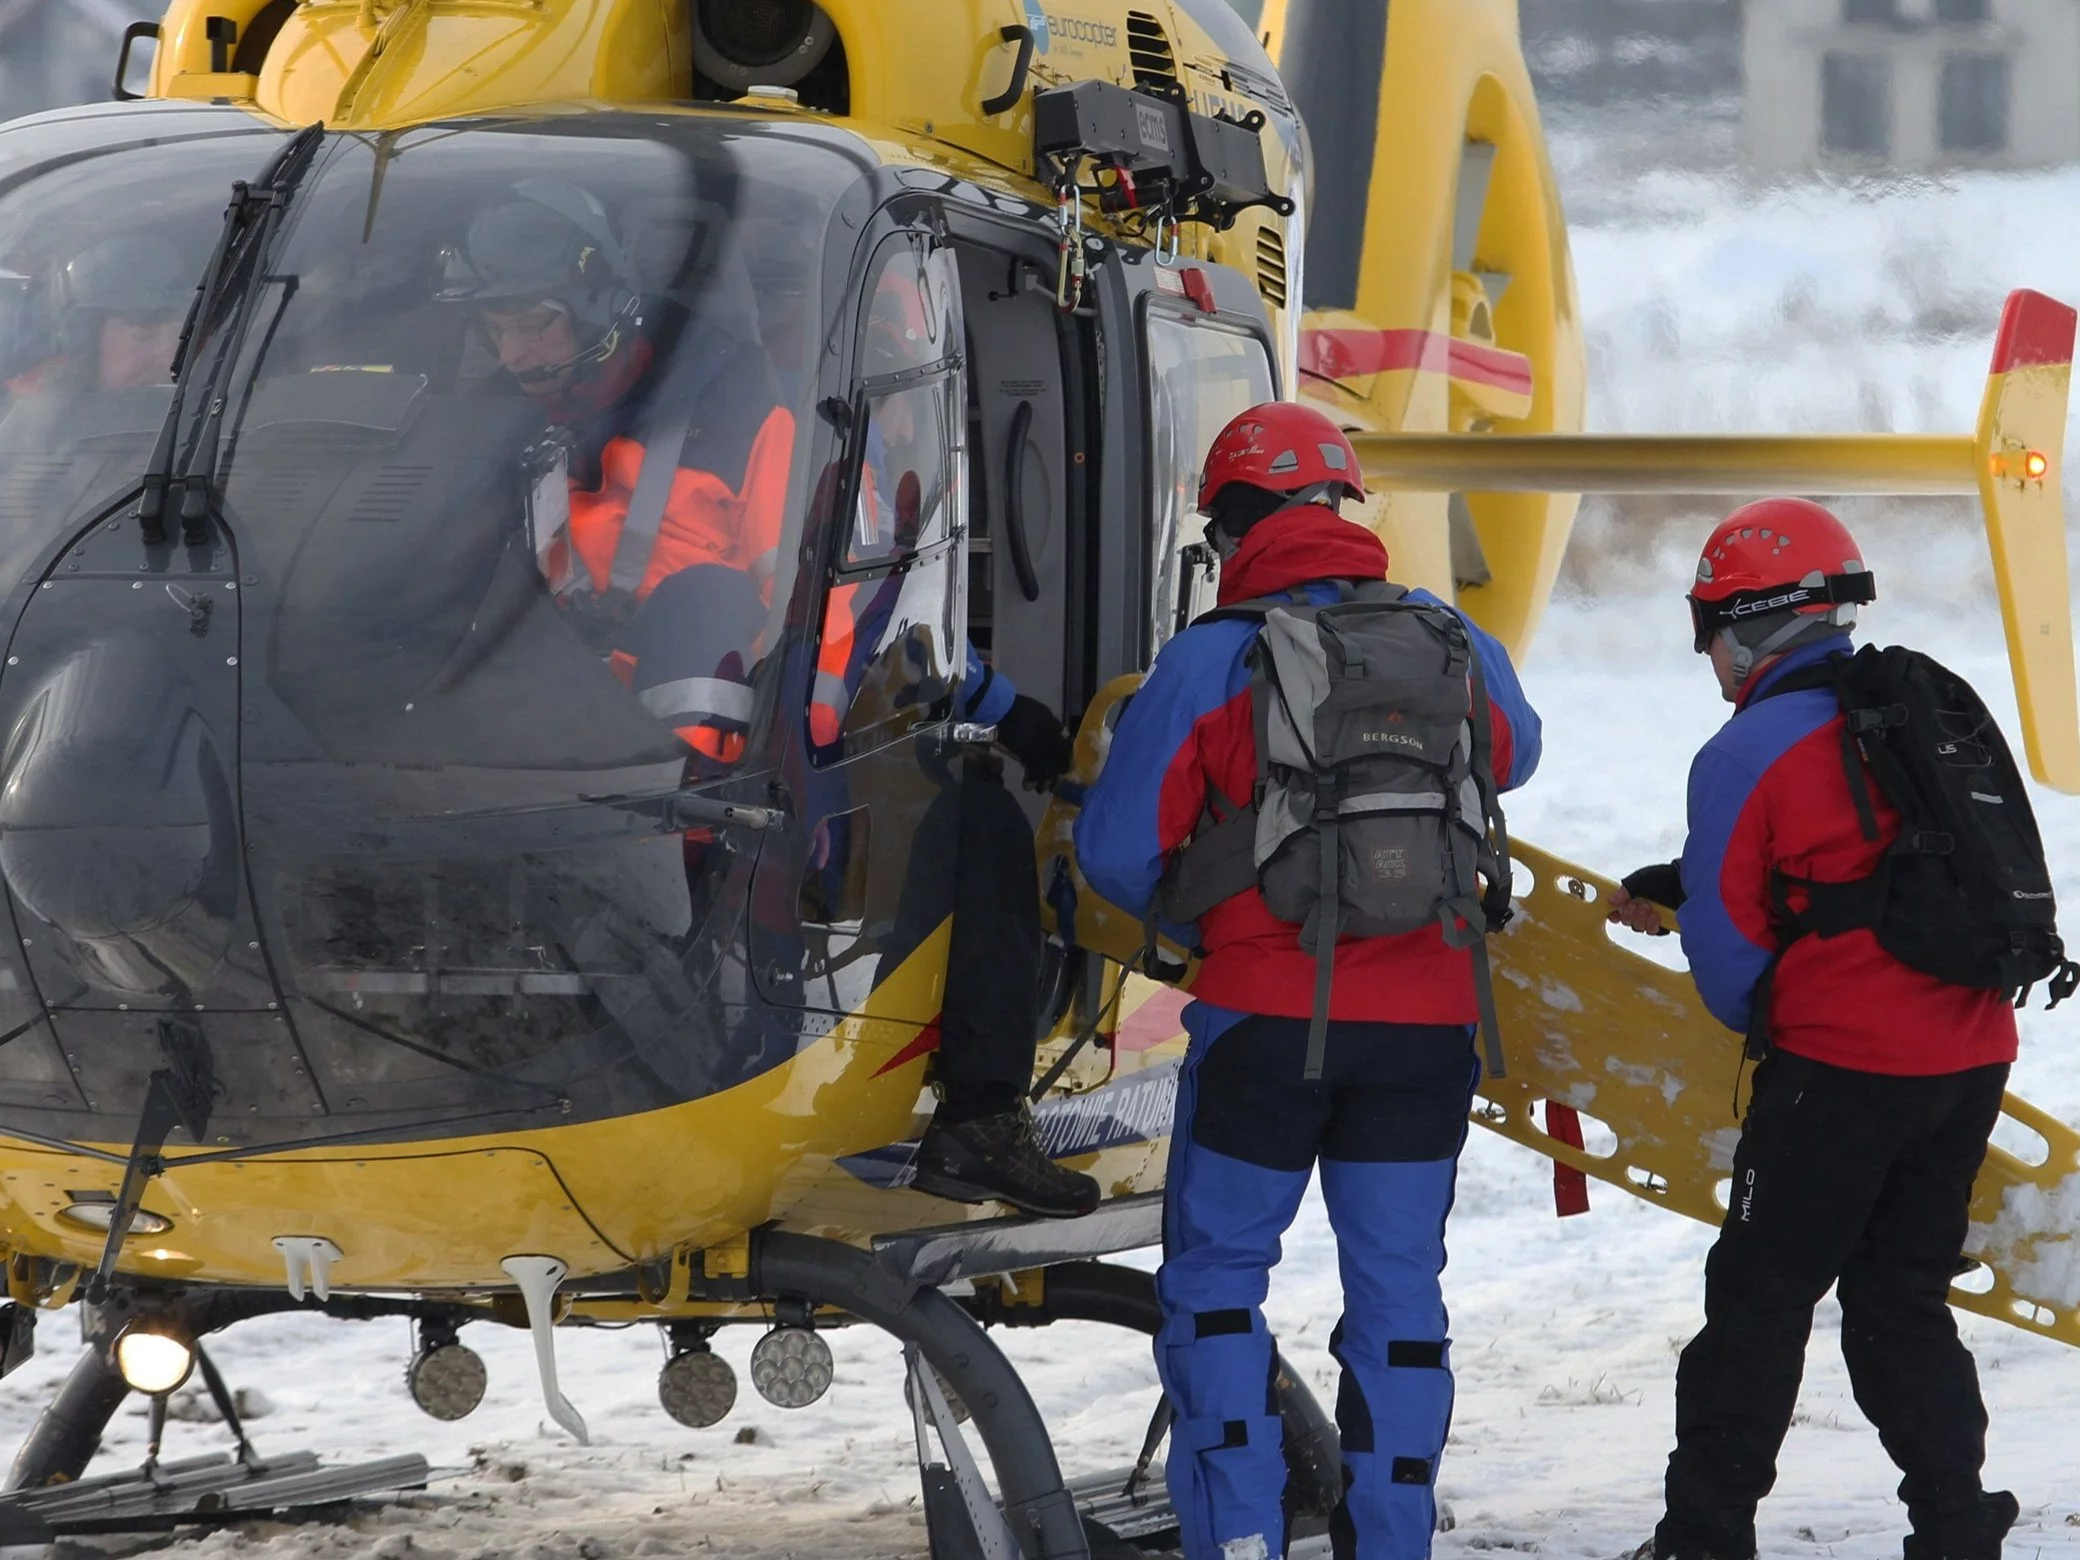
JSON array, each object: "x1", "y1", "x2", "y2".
[{"x1": 1544, "y1": 1102, "x2": 1592, "y2": 1218}]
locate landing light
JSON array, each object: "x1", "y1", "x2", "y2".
[
  {"x1": 2025, "y1": 450, "x2": 2049, "y2": 480},
  {"x1": 660, "y1": 1345, "x2": 738, "y2": 1428},
  {"x1": 59, "y1": 1201, "x2": 172, "y2": 1237},
  {"x1": 748, "y1": 1325, "x2": 832, "y2": 1409},
  {"x1": 112, "y1": 1321, "x2": 195, "y2": 1395},
  {"x1": 407, "y1": 1341, "x2": 488, "y2": 1421}
]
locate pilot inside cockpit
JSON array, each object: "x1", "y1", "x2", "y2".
[
  {"x1": 1, "y1": 233, "x2": 193, "y2": 399},
  {"x1": 438, "y1": 178, "x2": 798, "y2": 776}
]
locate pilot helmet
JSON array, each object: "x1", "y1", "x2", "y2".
[
  {"x1": 56, "y1": 232, "x2": 193, "y2": 348},
  {"x1": 439, "y1": 178, "x2": 643, "y2": 377}
]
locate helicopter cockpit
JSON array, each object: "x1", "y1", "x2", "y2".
[
  {"x1": 0, "y1": 71, "x2": 1296, "y2": 1175},
  {"x1": 0, "y1": 110, "x2": 974, "y2": 1138}
]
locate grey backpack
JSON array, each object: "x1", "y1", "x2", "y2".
[{"x1": 1158, "y1": 582, "x2": 1514, "y2": 1080}]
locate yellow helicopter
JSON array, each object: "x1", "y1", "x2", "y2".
[{"x1": 0, "y1": 0, "x2": 2070, "y2": 1551}]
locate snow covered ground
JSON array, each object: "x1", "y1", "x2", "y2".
[{"x1": 6, "y1": 145, "x2": 2080, "y2": 1560}]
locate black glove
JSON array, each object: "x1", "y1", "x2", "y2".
[
  {"x1": 1620, "y1": 860, "x2": 1686, "y2": 910},
  {"x1": 996, "y1": 694, "x2": 1073, "y2": 789}
]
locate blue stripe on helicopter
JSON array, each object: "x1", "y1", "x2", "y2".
[{"x1": 839, "y1": 1059, "x2": 1181, "y2": 1189}]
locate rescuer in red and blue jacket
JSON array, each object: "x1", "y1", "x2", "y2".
[
  {"x1": 1607, "y1": 499, "x2": 2019, "y2": 1560},
  {"x1": 1074, "y1": 402, "x2": 1540, "y2": 1560}
]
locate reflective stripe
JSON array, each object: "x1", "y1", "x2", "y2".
[
  {"x1": 1339, "y1": 791, "x2": 1447, "y2": 814},
  {"x1": 812, "y1": 671, "x2": 852, "y2": 708},
  {"x1": 640, "y1": 676, "x2": 755, "y2": 722}
]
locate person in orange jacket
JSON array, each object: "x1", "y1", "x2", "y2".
[{"x1": 440, "y1": 179, "x2": 805, "y2": 772}]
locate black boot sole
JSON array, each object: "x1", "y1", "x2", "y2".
[{"x1": 910, "y1": 1164, "x2": 1100, "y2": 1220}]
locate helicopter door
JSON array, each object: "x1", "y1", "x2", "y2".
[
  {"x1": 951, "y1": 235, "x2": 1085, "y2": 824},
  {"x1": 1142, "y1": 302, "x2": 1277, "y2": 653},
  {"x1": 751, "y1": 230, "x2": 970, "y2": 1025}
]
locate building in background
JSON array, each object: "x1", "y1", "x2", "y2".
[
  {"x1": 1744, "y1": 0, "x2": 2080, "y2": 172},
  {"x1": 0, "y1": 0, "x2": 155, "y2": 124},
  {"x1": 1520, "y1": 0, "x2": 1742, "y2": 111}
]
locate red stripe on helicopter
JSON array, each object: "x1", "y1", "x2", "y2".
[
  {"x1": 874, "y1": 1020, "x2": 941, "y2": 1076},
  {"x1": 1989, "y1": 289, "x2": 2078, "y2": 374},
  {"x1": 1299, "y1": 328, "x2": 1535, "y2": 396},
  {"x1": 1116, "y1": 985, "x2": 1190, "y2": 1053}
]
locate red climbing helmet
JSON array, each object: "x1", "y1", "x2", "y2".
[
  {"x1": 1688, "y1": 497, "x2": 1875, "y2": 654},
  {"x1": 1197, "y1": 401, "x2": 1367, "y2": 512}
]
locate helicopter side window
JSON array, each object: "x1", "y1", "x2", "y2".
[
  {"x1": 808, "y1": 239, "x2": 966, "y2": 766},
  {"x1": 1144, "y1": 311, "x2": 1276, "y2": 652}
]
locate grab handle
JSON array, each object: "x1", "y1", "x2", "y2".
[
  {"x1": 981, "y1": 24, "x2": 1036, "y2": 117},
  {"x1": 1002, "y1": 399, "x2": 1043, "y2": 603}
]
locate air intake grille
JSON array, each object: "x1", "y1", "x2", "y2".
[
  {"x1": 1126, "y1": 11, "x2": 1178, "y2": 88},
  {"x1": 1256, "y1": 226, "x2": 1289, "y2": 309},
  {"x1": 347, "y1": 466, "x2": 433, "y2": 523}
]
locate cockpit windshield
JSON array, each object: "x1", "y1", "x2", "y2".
[
  {"x1": 0, "y1": 112, "x2": 873, "y2": 781},
  {"x1": 0, "y1": 112, "x2": 881, "y2": 1119}
]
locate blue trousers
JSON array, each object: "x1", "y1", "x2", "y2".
[{"x1": 1156, "y1": 1004, "x2": 1478, "y2": 1560}]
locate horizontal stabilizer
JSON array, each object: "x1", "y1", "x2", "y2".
[{"x1": 1348, "y1": 290, "x2": 2080, "y2": 791}]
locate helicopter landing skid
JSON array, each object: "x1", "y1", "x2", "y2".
[{"x1": 0, "y1": 1448, "x2": 432, "y2": 1543}]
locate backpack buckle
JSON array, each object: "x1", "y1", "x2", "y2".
[{"x1": 1906, "y1": 829, "x2": 1955, "y2": 855}]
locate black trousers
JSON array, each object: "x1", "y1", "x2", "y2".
[
  {"x1": 1658, "y1": 1052, "x2": 2009, "y2": 1557},
  {"x1": 936, "y1": 760, "x2": 1044, "y2": 1120}
]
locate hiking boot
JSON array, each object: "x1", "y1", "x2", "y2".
[
  {"x1": 1903, "y1": 1490, "x2": 2020, "y2": 1560},
  {"x1": 912, "y1": 1108, "x2": 1101, "y2": 1218}
]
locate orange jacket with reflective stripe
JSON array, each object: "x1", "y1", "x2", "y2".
[
  {"x1": 568, "y1": 404, "x2": 796, "y2": 603},
  {"x1": 561, "y1": 405, "x2": 856, "y2": 761}
]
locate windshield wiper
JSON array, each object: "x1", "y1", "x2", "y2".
[{"x1": 138, "y1": 122, "x2": 326, "y2": 546}]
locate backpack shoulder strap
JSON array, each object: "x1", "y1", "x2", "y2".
[
  {"x1": 1462, "y1": 630, "x2": 1511, "y2": 1081},
  {"x1": 1187, "y1": 589, "x2": 1304, "y2": 630},
  {"x1": 1189, "y1": 578, "x2": 1404, "y2": 631}
]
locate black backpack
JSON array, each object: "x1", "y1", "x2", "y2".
[{"x1": 1750, "y1": 644, "x2": 2079, "y2": 1058}]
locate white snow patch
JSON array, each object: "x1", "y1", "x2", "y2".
[
  {"x1": 1600, "y1": 1058, "x2": 1686, "y2": 1109},
  {"x1": 1970, "y1": 1172, "x2": 2080, "y2": 1310},
  {"x1": 1538, "y1": 979, "x2": 1585, "y2": 1014}
]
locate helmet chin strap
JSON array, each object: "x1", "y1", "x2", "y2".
[{"x1": 1719, "y1": 607, "x2": 1857, "y2": 691}]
